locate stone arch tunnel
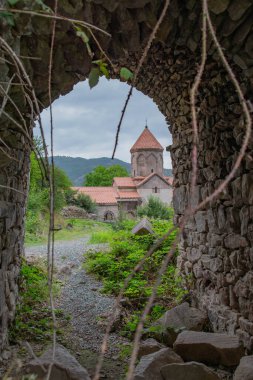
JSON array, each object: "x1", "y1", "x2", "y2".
[{"x1": 0, "y1": 0, "x2": 253, "y2": 353}]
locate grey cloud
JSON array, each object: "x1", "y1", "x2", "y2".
[{"x1": 36, "y1": 77, "x2": 172, "y2": 167}]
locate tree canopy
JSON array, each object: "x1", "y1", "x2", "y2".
[{"x1": 84, "y1": 164, "x2": 129, "y2": 186}]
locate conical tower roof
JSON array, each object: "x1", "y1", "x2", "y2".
[{"x1": 130, "y1": 126, "x2": 164, "y2": 153}]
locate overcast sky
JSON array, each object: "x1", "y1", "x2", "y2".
[{"x1": 36, "y1": 77, "x2": 172, "y2": 168}]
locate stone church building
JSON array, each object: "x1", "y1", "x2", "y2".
[{"x1": 73, "y1": 126, "x2": 173, "y2": 220}]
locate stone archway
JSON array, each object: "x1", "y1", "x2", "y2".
[{"x1": 0, "y1": 0, "x2": 253, "y2": 353}]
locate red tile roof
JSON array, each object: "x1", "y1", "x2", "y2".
[
  {"x1": 72, "y1": 187, "x2": 118, "y2": 205},
  {"x1": 117, "y1": 191, "x2": 141, "y2": 199},
  {"x1": 136, "y1": 173, "x2": 173, "y2": 188},
  {"x1": 130, "y1": 127, "x2": 164, "y2": 152},
  {"x1": 72, "y1": 173, "x2": 173, "y2": 205},
  {"x1": 113, "y1": 177, "x2": 136, "y2": 188},
  {"x1": 165, "y1": 176, "x2": 173, "y2": 186}
]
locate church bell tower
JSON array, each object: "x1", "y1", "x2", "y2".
[{"x1": 130, "y1": 125, "x2": 164, "y2": 177}]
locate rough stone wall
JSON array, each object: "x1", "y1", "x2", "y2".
[
  {"x1": 0, "y1": 0, "x2": 32, "y2": 351},
  {"x1": 0, "y1": 0, "x2": 253, "y2": 353},
  {"x1": 136, "y1": 48, "x2": 253, "y2": 349},
  {"x1": 96, "y1": 204, "x2": 119, "y2": 220},
  {"x1": 0, "y1": 120, "x2": 30, "y2": 352}
]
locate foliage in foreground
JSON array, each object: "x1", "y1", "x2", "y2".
[
  {"x1": 9, "y1": 261, "x2": 61, "y2": 344},
  {"x1": 85, "y1": 219, "x2": 186, "y2": 336},
  {"x1": 137, "y1": 196, "x2": 173, "y2": 220}
]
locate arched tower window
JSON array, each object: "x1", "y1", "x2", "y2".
[
  {"x1": 137, "y1": 154, "x2": 145, "y2": 176},
  {"x1": 147, "y1": 153, "x2": 158, "y2": 174}
]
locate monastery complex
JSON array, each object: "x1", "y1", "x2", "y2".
[{"x1": 73, "y1": 126, "x2": 173, "y2": 220}]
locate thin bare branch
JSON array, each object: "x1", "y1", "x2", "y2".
[
  {"x1": 111, "y1": 0, "x2": 171, "y2": 159},
  {"x1": 0, "y1": 74, "x2": 14, "y2": 118},
  {"x1": 126, "y1": 235, "x2": 179, "y2": 380},
  {"x1": 45, "y1": 1, "x2": 58, "y2": 378},
  {"x1": 24, "y1": 341, "x2": 47, "y2": 373},
  {"x1": 111, "y1": 87, "x2": 133, "y2": 159},
  {"x1": 93, "y1": 225, "x2": 177, "y2": 380},
  {"x1": 0, "y1": 7, "x2": 111, "y2": 37},
  {"x1": 194, "y1": 0, "x2": 252, "y2": 210},
  {"x1": 0, "y1": 146, "x2": 19, "y2": 162},
  {"x1": 189, "y1": 2, "x2": 207, "y2": 199},
  {"x1": 0, "y1": 185, "x2": 25, "y2": 195},
  {"x1": 0, "y1": 36, "x2": 51, "y2": 174},
  {"x1": 0, "y1": 80, "x2": 29, "y2": 135}
]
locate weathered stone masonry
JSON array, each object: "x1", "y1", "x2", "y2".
[{"x1": 0, "y1": 0, "x2": 253, "y2": 353}]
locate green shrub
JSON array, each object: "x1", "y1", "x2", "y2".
[
  {"x1": 9, "y1": 261, "x2": 61, "y2": 343},
  {"x1": 74, "y1": 193, "x2": 97, "y2": 213},
  {"x1": 137, "y1": 196, "x2": 173, "y2": 220},
  {"x1": 65, "y1": 188, "x2": 77, "y2": 205},
  {"x1": 121, "y1": 305, "x2": 166, "y2": 338},
  {"x1": 85, "y1": 219, "x2": 185, "y2": 307}
]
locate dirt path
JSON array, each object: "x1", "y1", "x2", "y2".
[{"x1": 25, "y1": 237, "x2": 129, "y2": 379}]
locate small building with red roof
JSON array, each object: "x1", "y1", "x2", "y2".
[{"x1": 72, "y1": 125, "x2": 173, "y2": 220}]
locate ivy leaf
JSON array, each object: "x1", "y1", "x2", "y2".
[
  {"x1": 89, "y1": 67, "x2": 100, "y2": 89},
  {"x1": 92, "y1": 59, "x2": 110, "y2": 79},
  {"x1": 92, "y1": 59, "x2": 103, "y2": 65},
  {"x1": 76, "y1": 29, "x2": 89, "y2": 44},
  {"x1": 7, "y1": 0, "x2": 20, "y2": 5},
  {"x1": 35, "y1": 0, "x2": 53, "y2": 13},
  {"x1": 74, "y1": 25, "x2": 93, "y2": 57},
  {"x1": 120, "y1": 67, "x2": 133, "y2": 81},
  {"x1": 0, "y1": 11, "x2": 15, "y2": 26},
  {"x1": 100, "y1": 64, "x2": 110, "y2": 79}
]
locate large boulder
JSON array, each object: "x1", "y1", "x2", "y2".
[
  {"x1": 234, "y1": 355, "x2": 253, "y2": 380},
  {"x1": 61, "y1": 206, "x2": 88, "y2": 219},
  {"x1": 174, "y1": 331, "x2": 244, "y2": 367},
  {"x1": 133, "y1": 347, "x2": 183, "y2": 380},
  {"x1": 138, "y1": 339, "x2": 165, "y2": 359},
  {"x1": 147, "y1": 302, "x2": 207, "y2": 346},
  {"x1": 160, "y1": 361, "x2": 220, "y2": 380},
  {"x1": 24, "y1": 344, "x2": 90, "y2": 380}
]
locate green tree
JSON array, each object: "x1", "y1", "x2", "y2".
[
  {"x1": 54, "y1": 166, "x2": 72, "y2": 189},
  {"x1": 53, "y1": 166, "x2": 73, "y2": 211},
  {"x1": 26, "y1": 150, "x2": 73, "y2": 240},
  {"x1": 137, "y1": 196, "x2": 172, "y2": 220},
  {"x1": 84, "y1": 164, "x2": 128, "y2": 186},
  {"x1": 29, "y1": 152, "x2": 44, "y2": 191}
]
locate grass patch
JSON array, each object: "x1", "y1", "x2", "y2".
[
  {"x1": 88, "y1": 229, "x2": 113, "y2": 244},
  {"x1": 9, "y1": 260, "x2": 62, "y2": 344},
  {"x1": 25, "y1": 217, "x2": 110, "y2": 246},
  {"x1": 118, "y1": 343, "x2": 133, "y2": 361},
  {"x1": 84, "y1": 218, "x2": 188, "y2": 337}
]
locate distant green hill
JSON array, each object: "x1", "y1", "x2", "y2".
[{"x1": 52, "y1": 156, "x2": 172, "y2": 186}]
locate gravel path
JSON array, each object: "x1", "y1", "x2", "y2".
[{"x1": 25, "y1": 237, "x2": 128, "y2": 362}]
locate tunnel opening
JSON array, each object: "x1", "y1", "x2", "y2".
[{"x1": 0, "y1": 0, "x2": 253, "y2": 358}]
